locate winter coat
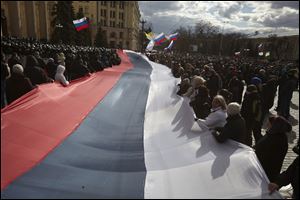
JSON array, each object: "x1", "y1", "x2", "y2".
[
  {"x1": 207, "y1": 74, "x2": 222, "y2": 98},
  {"x1": 25, "y1": 55, "x2": 52, "y2": 85},
  {"x1": 261, "y1": 79, "x2": 278, "y2": 111},
  {"x1": 197, "y1": 107, "x2": 227, "y2": 129},
  {"x1": 241, "y1": 91, "x2": 262, "y2": 122},
  {"x1": 45, "y1": 61, "x2": 58, "y2": 79},
  {"x1": 55, "y1": 65, "x2": 69, "y2": 86},
  {"x1": 254, "y1": 116, "x2": 292, "y2": 182},
  {"x1": 212, "y1": 114, "x2": 246, "y2": 144},
  {"x1": 228, "y1": 77, "x2": 244, "y2": 103},
  {"x1": 190, "y1": 85, "x2": 211, "y2": 119},
  {"x1": 6, "y1": 73, "x2": 35, "y2": 104}
]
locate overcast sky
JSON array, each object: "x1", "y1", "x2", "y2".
[{"x1": 138, "y1": 1, "x2": 299, "y2": 37}]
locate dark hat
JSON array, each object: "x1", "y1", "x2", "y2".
[{"x1": 251, "y1": 77, "x2": 262, "y2": 85}]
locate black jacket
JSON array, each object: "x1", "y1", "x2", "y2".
[
  {"x1": 190, "y1": 86, "x2": 211, "y2": 119},
  {"x1": 25, "y1": 55, "x2": 52, "y2": 85},
  {"x1": 275, "y1": 156, "x2": 298, "y2": 199},
  {"x1": 212, "y1": 114, "x2": 246, "y2": 144},
  {"x1": 6, "y1": 73, "x2": 35, "y2": 104},
  {"x1": 254, "y1": 117, "x2": 291, "y2": 182}
]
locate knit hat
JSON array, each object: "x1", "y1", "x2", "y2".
[{"x1": 251, "y1": 77, "x2": 262, "y2": 85}]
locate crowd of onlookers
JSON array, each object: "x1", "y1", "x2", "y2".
[
  {"x1": 147, "y1": 51, "x2": 299, "y2": 198},
  {"x1": 1, "y1": 36, "x2": 122, "y2": 108}
]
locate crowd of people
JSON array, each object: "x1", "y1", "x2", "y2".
[
  {"x1": 1, "y1": 36, "x2": 122, "y2": 108},
  {"x1": 1, "y1": 35, "x2": 298, "y2": 198},
  {"x1": 148, "y1": 51, "x2": 299, "y2": 198}
]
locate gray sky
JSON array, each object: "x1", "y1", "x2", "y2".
[{"x1": 138, "y1": 1, "x2": 299, "y2": 37}]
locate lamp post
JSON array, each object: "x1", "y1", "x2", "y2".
[
  {"x1": 140, "y1": 19, "x2": 146, "y2": 53},
  {"x1": 219, "y1": 21, "x2": 228, "y2": 56}
]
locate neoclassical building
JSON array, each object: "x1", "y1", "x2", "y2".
[{"x1": 1, "y1": 1, "x2": 141, "y2": 50}]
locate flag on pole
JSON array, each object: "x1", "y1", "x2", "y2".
[
  {"x1": 154, "y1": 33, "x2": 167, "y2": 45},
  {"x1": 167, "y1": 32, "x2": 179, "y2": 41},
  {"x1": 146, "y1": 40, "x2": 155, "y2": 51},
  {"x1": 145, "y1": 32, "x2": 155, "y2": 41},
  {"x1": 73, "y1": 17, "x2": 89, "y2": 31},
  {"x1": 164, "y1": 40, "x2": 174, "y2": 50}
]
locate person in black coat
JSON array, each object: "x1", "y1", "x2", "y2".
[
  {"x1": 7, "y1": 52, "x2": 22, "y2": 69},
  {"x1": 70, "y1": 56, "x2": 90, "y2": 80},
  {"x1": 1, "y1": 52, "x2": 11, "y2": 109},
  {"x1": 189, "y1": 84, "x2": 211, "y2": 119},
  {"x1": 261, "y1": 77, "x2": 278, "y2": 121},
  {"x1": 206, "y1": 69, "x2": 222, "y2": 99},
  {"x1": 241, "y1": 84, "x2": 263, "y2": 146},
  {"x1": 277, "y1": 69, "x2": 298, "y2": 119},
  {"x1": 24, "y1": 55, "x2": 53, "y2": 86},
  {"x1": 254, "y1": 116, "x2": 292, "y2": 182},
  {"x1": 6, "y1": 64, "x2": 35, "y2": 104},
  {"x1": 212, "y1": 102, "x2": 246, "y2": 144},
  {"x1": 228, "y1": 76, "x2": 244, "y2": 104},
  {"x1": 268, "y1": 156, "x2": 298, "y2": 199},
  {"x1": 45, "y1": 58, "x2": 58, "y2": 80}
]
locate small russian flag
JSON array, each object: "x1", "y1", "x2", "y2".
[
  {"x1": 73, "y1": 17, "x2": 89, "y2": 31},
  {"x1": 168, "y1": 32, "x2": 179, "y2": 41},
  {"x1": 154, "y1": 33, "x2": 167, "y2": 45}
]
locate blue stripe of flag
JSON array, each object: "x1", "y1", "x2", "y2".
[{"x1": 74, "y1": 20, "x2": 88, "y2": 28}]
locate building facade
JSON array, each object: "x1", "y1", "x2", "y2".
[
  {"x1": 1, "y1": 1, "x2": 55, "y2": 41},
  {"x1": 72, "y1": 1, "x2": 140, "y2": 50},
  {"x1": 1, "y1": 1, "x2": 141, "y2": 50}
]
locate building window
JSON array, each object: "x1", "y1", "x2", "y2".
[
  {"x1": 126, "y1": 41, "x2": 129, "y2": 48},
  {"x1": 110, "y1": 21, "x2": 115, "y2": 27},
  {"x1": 79, "y1": 7, "x2": 83, "y2": 13},
  {"x1": 119, "y1": 2, "x2": 125, "y2": 9},
  {"x1": 101, "y1": 1, "x2": 107, "y2": 6},
  {"x1": 110, "y1": 41, "x2": 116, "y2": 48},
  {"x1": 110, "y1": 11, "x2": 115, "y2": 18},
  {"x1": 101, "y1": 20, "x2": 107, "y2": 26},
  {"x1": 110, "y1": 1, "x2": 116, "y2": 8},
  {"x1": 119, "y1": 42, "x2": 123, "y2": 48},
  {"x1": 119, "y1": 12, "x2": 124, "y2": 20},
  {"x1": 101, "y1": 9, "x2": 107, "y2": 17},
  {"x1": 120, "y1": 22, "x2": 124, "y2": 28},
  {"x1": 110, "y1": 32, "x2": 116, "y2": 38},
  {"x1": 119, "y1": 32, "x2": 123, "y2": 39},
  {"x1": 85, "y1": 6, "x2": 89, "y2": 14}
]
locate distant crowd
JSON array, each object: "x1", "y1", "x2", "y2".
[{"x1": 1, "y1": 36, "x2": 122, "y2": 108}]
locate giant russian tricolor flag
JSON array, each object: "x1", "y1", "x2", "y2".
[
  {"x1": 1, "y1": 51, "x2": 282, "y2": 199},
  {"x1": 73, "y1": 17, "x2": 89, "y2": 31}
]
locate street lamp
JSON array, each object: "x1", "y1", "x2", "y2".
[{"x1": 140, "y1": 19, "x2": 146, "y2": 53}]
